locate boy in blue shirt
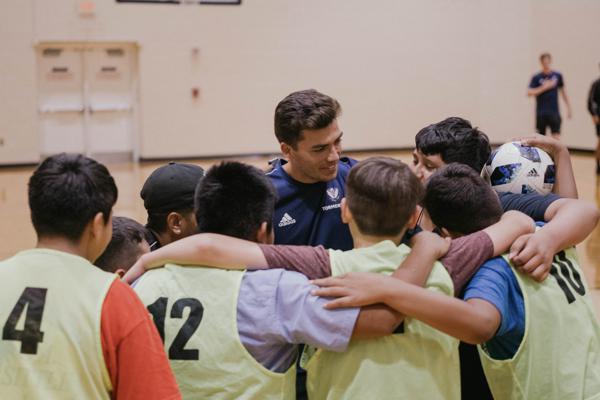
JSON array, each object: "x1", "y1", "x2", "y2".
[{"x1": 312, "y1": 163, "x2": 600, "y2": 400}]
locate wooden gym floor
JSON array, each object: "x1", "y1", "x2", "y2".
[{"x1": 0, "y1": 150, "x2": 598, "y2": 317}]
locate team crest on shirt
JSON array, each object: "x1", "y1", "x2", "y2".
[{"x1": 326, "y1": 188, "x2": 340, "y2": 201}]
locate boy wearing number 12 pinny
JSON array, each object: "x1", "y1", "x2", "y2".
[{"x1": 132, "y1": 162, "x2": 403, "y2": 399}]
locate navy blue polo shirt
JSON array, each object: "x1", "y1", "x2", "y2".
[
  {"x1": 529, "y1": 71, "x2": 564, "y2": 116},
  {"x1": 267, "y1": 157, "x2": 357, "y2": 250}
]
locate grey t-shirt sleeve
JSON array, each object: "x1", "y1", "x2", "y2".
[
  {"x1": 499, "y1": 191, "x2": 560, "y2": 222},
  {"x1": 237, "y1": 269, "x2": 359, "y2": 372}
]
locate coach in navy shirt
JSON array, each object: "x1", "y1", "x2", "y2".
[
  {"x1": 528, "y1": 53, "x2": 572, "y2": 139},
  {"x1": 267, "y1": 89, "x2": 357, "y2": 251}
]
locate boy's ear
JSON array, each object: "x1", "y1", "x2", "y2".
[
  {"x1": 407, "y1": 207, "x2": 421, "y2": 229},
  {"x1": 90, "y1": 211, "x2": 112, "y2": 262},
  {"x1": 90, "y1": 212, "x2": 106, "y2": 238},
  {"x1": 115, "y1": 268, "x2": 126, "y2": 278},
  {"x1": 256, "y1": 221, "x2": 273, "y2": 244},
  {"x1": 340, "y1": 198, "x2": 353, "y2": 224},
  {"x1": 167, "y1": 212, "x2": 183, "y2": 235}
]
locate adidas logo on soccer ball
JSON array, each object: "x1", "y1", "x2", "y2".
[
  {"x1": 278, "y1": 213, "x2": 296, "y2": 228},
  {"x1": 527, "y1": 168, "x2": 539, "y2": 177}
]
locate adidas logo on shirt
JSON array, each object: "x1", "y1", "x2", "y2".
[
  {"x1": 527, "y1": 168, "x2": 539, "y2": 177},
  {"x1": 278, "y1": 213, "x2": 296, "y2": 228}
]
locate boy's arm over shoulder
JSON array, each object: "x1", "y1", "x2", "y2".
[
  {"x1": 101, "y1": 279, "x2": 181, "y2": 400},
  {"x1": 311, "y1": 271, "x2": 501, "y2": 344},
  {"x1": 510, "y1": 198, "x2": 600, "y2": 278},
  {"x1": 441, "y1": 211, "x2": 534, "y2": 295},
  {"x1": 258, "y1": 244, "x2": 332, "y2": 279},
  {"x1": 248, "y1": 270, "x2": 358, "y2": 351},
  {"x1": 247, "y1": 270, "x2": 400, "y2": 350},
  {"x1": 123, "y1": 233, "x2": 268, "y2": 283}
]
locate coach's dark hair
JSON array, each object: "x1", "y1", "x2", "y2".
[
  {"x1": 424, "y1": 163, "x2": 502, "y2": 235},
  {"x1": 28, "y1": 153, "x2": 118, "y2": 241},
  {"x1": 346, "y1": 157, "x2": 423, "y2": 237},
  {"x1": 540, "y1": 53, "x2": 552, "y2": 62},
  {"x1": 415, "y1": 117, "x2": 491, "y2": 173},
  {"x1": 194, "y1": 162, "x2": 277, "y2": 241},
  {"x1": 96, "y1": 217, "x2": 147, "y2": 273},
  {"x1": 274, "y1": 89, "x2": 341, "y2": 148}
]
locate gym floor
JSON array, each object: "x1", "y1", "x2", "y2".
[{"x1": 1, "y1": 150, "x2": 598, "y2": 317}]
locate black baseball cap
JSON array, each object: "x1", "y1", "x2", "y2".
[{"x1": 140, "y1": 162, "x2": 204, "y2": 214}]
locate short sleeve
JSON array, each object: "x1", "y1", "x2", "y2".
[
  {"x1": 557, "y1": 73, "x2": 564, "y2": 88},
  {"x1": 441, "y1": 231, "x2": 494, "y2": 295},
  {"x1": 101, "y1": 280, "x2": 181, "y2": 400},
  {"x1": 498, "y1": 191, "x2": 560, "y2": 221},
  {"x1": 240, "y1": 270, "x2": 358, "y2": 352},
  {"x1": 462, "y1": 258, "x2": 517, "y2": 337},
  {"x1": 529, "y1": 75, "x2": 540, "y2": 89},
  {"x1": 258, "y1": 244, "x2": 332, "y2": 279}
]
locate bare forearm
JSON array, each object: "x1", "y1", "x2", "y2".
[
  {"x1": 543, "y1": 200, "x2": 600, "y2": 251},
  {"x1": 391, "y1": 235, "x2": 439, "y2": 286},
  {"x1": 561, "y1": 90, "x2": 571, "y2": 108},
  {"x1": 377, "y1": 280, "x2": 498, "y2": 344},
  {"x1": 552, "y1": 148, "x2": 578, "y2": 198},
  {"x1": 352, "y1": 305, "x2": 404, "y2": 339},
  {"x1": 142, "y1": 234, "x2": 267, "y2": 270},
  {"x1": 484, "y1": 211, "x2": 535, "y2": 255},
  {"x1": 528, "y1": 87, "x2": 545, "y2": 97}
]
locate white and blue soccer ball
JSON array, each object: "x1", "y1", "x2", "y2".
[{"x1": 481, "y1": 142, "x2": 555, "y2": 195}]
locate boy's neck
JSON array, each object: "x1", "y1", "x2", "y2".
[
  {"x1": 350, "y1": 226, "x2": 406, "y2": 248},
  {"x1": 36, "y1": 237, "x2": 89, "y2": 261}
]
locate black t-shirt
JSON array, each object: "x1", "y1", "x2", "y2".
[
  {"x1": 498, "y1": 191, "x2": 560, "y2": 221},
  {"x1": 529, "y1": 71, "x2": 564, "y2": 116}
]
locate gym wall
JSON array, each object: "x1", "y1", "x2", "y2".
[{"x1": 1, "y1": 0, "x2": 599, "y2": 164}]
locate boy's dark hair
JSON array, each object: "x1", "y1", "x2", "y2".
[
  {"x1": 540, "y1": 53, "x2": 552, "y2": 62},
  {"x1": 415, "y1": 117, "x2": 491, "y2": 173},
  {"x1": 346, "y1": 157, "x2": 423, "y2": 237},
  {"x1": 274, "y1": 89, "x2": 341, "y2": 148},
  {"x1": 424, "y1": 163, "x2": 503, "y2": 235},
  {"x1": 28, "y1": 153, "x2": 118, "y2": 241},
  {"x1": 96, "y1": 217, "x2": 148, "y2": 273},
  {"x1": 195, "y1": 162, "x2": 277, "y2": 241}
]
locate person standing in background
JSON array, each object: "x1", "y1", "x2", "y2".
[
  {"x1": 587, "y1": 64, "x2": 600, "y2": 174},
  {"x1": 528, "y1": 53, "x2": 572, "y2": 140}
]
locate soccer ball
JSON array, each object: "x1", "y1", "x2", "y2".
[{"x1": 481, "y1": 142, "x2": 555, "y2": 195}]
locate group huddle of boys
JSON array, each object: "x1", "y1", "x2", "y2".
[{"x1": 1, "y1": 89, "x2": 599, "y2": 399}]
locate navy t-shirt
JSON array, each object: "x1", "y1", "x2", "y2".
[
  {"x1": 267, "y1": 157, "x2": 358, "y2": 250},
  {"x1": 529, "y1": 71, "x2": 564, "y2": 116},
  {"x1": 499, "y1": 191, "x2": 560, "y2": 221}
]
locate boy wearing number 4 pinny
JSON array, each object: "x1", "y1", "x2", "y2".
[
  {"x1": 313, "y1": 163, "x2": 600, "y2": 400},
  {"x1": 0, "y1": 154, "x2": 180, "y2": 400}
]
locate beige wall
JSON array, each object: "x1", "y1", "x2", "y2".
[
  {"x1": 1, "y1": 0, "x2": 599, "y2": 164},
  {"x1": 0, "y1": 0, "x2": 38, "y2": 164}
]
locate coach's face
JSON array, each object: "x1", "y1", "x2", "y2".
[
  {"x1": 411, "y1": 149, "x2": 444, "y2": 183},
  {"x1": 282, "y1": 120, "x2": 342, "y2": 183}
]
